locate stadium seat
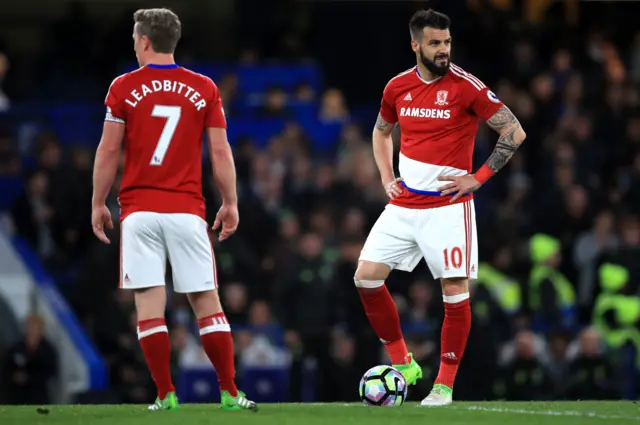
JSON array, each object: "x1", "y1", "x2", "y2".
[
  {"x1": 241, "y1": 367, "x2": 290, "y2": 403},
  {"x1": 226, "y1": 118, "x2": 286, "y2": 147},
  {"x1": 235, "y1": 63, "x2": 322, "y2": 94},
  {"x1": 0, "y1": 176, "x2": 24, "y2": 210},
  {"x1": 178, "y1": 368, "x2": 221, "y2": 403}
]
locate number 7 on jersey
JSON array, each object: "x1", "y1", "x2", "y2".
[{"x1": 150, "y1": 104, "x2": 181, "y2": 166}]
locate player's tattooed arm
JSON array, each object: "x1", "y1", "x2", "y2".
[
  {"x1": 374, "y1": 113, "x2": 395, "y2": 135},
  {"x1": 372, "y1": 113, "x2": 399, "y2": 193},
  {"x1": 484, "y1": 105, "x2": 527, "y2": 173}
]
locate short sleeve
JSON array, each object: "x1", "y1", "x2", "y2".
[
  {"x1": 104, "y1": 76, "x2": 126, "y2": 124},
  {"x1": 468, "y1": 86, "x2": 504, "y2": 122},
  {"x1": 205, "y1": 81, "x2": 227, "y2": 129},
  {"x1": 379, "y1": 81, "x2": 398, "y2": 124}
]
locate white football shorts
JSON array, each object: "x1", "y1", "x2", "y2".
[
  {"x1": 120, "y1": 211, "x2": 216, "y2": 293},
  {"x1": 359, "y1": 200, "x2": 478, "y2": 279}
]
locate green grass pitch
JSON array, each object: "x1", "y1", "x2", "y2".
[{"x1": 1, "y1": 401, "x2": 638, "y2": 425}]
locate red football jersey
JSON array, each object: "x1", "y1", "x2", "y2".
[
  {"x1": 104, "y1": 64, "x2": 226, "y2": 220},
  {"x1": 379, "y1": 63, "x2": 503, "y2": 209}
]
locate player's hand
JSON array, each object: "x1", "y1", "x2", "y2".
[
  {"x1": 383, "y1": 177, "x2": 404, "y2": 199},
  {"x1": 91, "y1": 205, "x2": 113, "y2": 244},
  {"x1": 212, "y1": 203, "x2": 239, "y2": 242},
  {"x1": 437, "y1": 174, "x2": 482, "y2": 203}
]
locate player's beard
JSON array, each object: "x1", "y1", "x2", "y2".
[{"x1": 419, "y1": 48, "x2": 450, "y2": 77}]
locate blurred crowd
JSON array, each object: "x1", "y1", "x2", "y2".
[{"x1": 1, "y1": 0, "x2": 640, "y2": 404}]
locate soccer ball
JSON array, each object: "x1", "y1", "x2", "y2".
[{"x1": 359, "y1": 365, "x2": 407, "y2": 407}]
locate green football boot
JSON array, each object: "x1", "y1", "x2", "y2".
[
  {"x1": 147, "y1": 391, "x2": 179, "y2": 411},
  {"x1": 221, "y1": 390, "x2": 259, "y2": 412},
  {"x1": 392, "y1": 352, "x2": 423, "y2": 385}
]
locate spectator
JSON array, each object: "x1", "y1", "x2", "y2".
[
  {"x1": 573, "y1": 210, "x2": 619, "y2": 322},
  {"x1": 565, "y1": 328, "x2": 619, "y2": 399},
  {"x1": 258, "y1": 86, "x2": 290, "y2": 118},
  {"x1": 1, "y1": 314, "x2": 58, "y2": 405},
  {"x1": 0, "y1": 52, "x2": 9, "y2": 112},
  {"x1": 319, "y1": 88, "x2": 349, "y2": 123},
  {"x1": 10, "y1": 170, "x2": 56, "y2": 260},
  {"x1": 500, "y1": 331, "x2": 554, "y2": 401}
]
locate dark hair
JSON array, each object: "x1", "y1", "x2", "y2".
[
  {"x1": 409, "y1": 9, "x2": 451, "y2": 40},
  {"x1": 133, "y1": 8, "x2": 182, "y2": 54}
]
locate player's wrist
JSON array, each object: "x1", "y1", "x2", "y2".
[
  {"x1": 473, "y1": 164, "x2": 494, "y2": 185},
  {"x1": 380, "y1": 174, "x2": 395, "y2": 184},
  {"x1": 91, "y1": 198, "x2": 106, "y2": 209}
]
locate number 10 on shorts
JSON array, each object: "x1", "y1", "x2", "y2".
[{"x1": 443, "y1": 247, "x2": 463, "y2": 271}]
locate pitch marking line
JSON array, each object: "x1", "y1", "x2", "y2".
[
  {"x1": 307, "y1": 403, "x2": 639, "y2": 420},
  {"x1": 455, "y1": 405, "x2": 640, "y2": 421}
]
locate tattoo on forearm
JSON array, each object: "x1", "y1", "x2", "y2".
[
  {"x1": 484, "y1": 105, "x2": 525, "y2": 173},
  {"x1": 374, "y1": 113, "x2": 393, "y2": 133}
]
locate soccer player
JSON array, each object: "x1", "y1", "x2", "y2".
[
  {"x1": 90, "y1": 8, "x2": 257, "y2": 412},
  {"x1": 355, "y1": 9, "x2": 526, "y2": 406}
]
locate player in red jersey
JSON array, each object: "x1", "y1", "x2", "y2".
[
  {"x1": 355, "y1": 9, "x2": 526, "y2": 406},
  {"x1": 90, "y1": 8, "x2": 257, "y2": 412}
]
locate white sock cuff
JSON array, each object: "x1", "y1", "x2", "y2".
[
  {"x1": 199, "y1": 324, "x2": 231, "y2": 334},
  {"x1": 354, "y1": 278, "x2": 385, "y2": 288},
  {"x1": 443, "y1": 293, "x2": 470, "y2": 304},
  {"x1": 199, "y1": 315, "x2": 231, "y2": 334},
  {"x1": 137, "y1": 325, "x2": 168, "y2": 340}
]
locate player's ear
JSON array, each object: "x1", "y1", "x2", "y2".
[
  {"x1": 142, "y1": 35, "x2": 151, "y2": 51},
  {"x1": 410, "y1": 39, "x2": 419, "y2": 53}
]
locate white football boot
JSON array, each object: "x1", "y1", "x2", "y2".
[{"x1": 420, "y1": 384, "x2": 453, "y2": 407}]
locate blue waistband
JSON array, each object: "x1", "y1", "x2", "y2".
[{"x1": 400, "y1": 181, "x2": 470, "y2": 197}]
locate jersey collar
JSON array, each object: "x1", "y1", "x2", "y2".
[
  {"x1": 146, "y1": 64, "x2": 179, "y2": 69},
  {"x1": 415, "y1": 66, "x2": 444, "y2": 85}
]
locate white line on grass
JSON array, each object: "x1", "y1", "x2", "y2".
[{"x1": 454, "y1": 405, "x2": 640, "y2": 421}]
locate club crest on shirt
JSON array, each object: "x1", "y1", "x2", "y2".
[{"x1": 435, "y1": 90, "x2": 449, "y2": 106}]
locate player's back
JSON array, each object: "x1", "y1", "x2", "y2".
[{"x1": 106, "y1": 64, "x2": 223, "y2": 220}]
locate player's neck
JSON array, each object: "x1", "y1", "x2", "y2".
[
  {"x1": 416, "y1": 63, "x2": 440, "y2": 83},
  {"x1": 144, "y1": 54, "x2": 176, "y2": 67}
]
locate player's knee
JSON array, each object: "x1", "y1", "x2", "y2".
[
  {"x1": 134, "y1": 287, "x2": 167, "y2": 320},
  {"x1": 354, "y1": 277, "x2": 386, "y2": 290},
  {"x1": 440, "y1": 277, "x2": 469, "y2": 297},
  {"x1": 354, "y1": 261, "x2": 391, "y2": 288},
  {"x1": 187, "y1": 289, "x2": 223, "y2": 318}
]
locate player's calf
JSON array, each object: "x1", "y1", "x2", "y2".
[
  {"x1": 188, "y1": 290, "x2": 240, "y2": 396},
  {"x1": 432, "y1": 277, "x2": 471, "y2": 397},
  {"x1": 133, "y1": 287, "x2": 176, "y2": 401},
  {"x1": 354, "y1": 261, "x2": 416, "y2": 372}
]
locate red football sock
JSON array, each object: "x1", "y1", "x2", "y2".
[
  {"x1": 434, "y1": 294, "x2": 472, "y2": 389},
  {"x1": 137, "y1": 318, "x2": 175, "y2": 399},
  {"x1": 198, "y1": 312, "x2": 238, "y2": 396},
  {"x1": 357, "y1": 284, "x2": 409, "y2": 364}
]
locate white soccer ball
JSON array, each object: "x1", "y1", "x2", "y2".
[{"x1": 359, "y1": 365, "x2": 407, "y2": 407}]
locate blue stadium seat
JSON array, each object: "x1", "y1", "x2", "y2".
[
  {"x1": 241, "y1": 367, "x2": 290, "y2": 403},
  {"x1": 46, "y1": 104, "x2": 103, "y2": 146},
  {"x1": 235, "y1": 64, "x2": 322, "y2": 94},
  {"x1": 0, "y1": 176, "x2": 24, "y2": 210},
  {"x1": 231, "y1": 324, "x2": 286, "y2": 346},
  {"x1": 297, "y1": 118, "x2": 343, "y2": 152},
  {"x1": 226, "y1": 118, "x2": 286, "y2": 147},
  {"x1": 178, "y1": 368, "x2": 221, "y2": 403}
]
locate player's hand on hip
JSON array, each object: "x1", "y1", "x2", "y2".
[
  {"x1": 384, "y1": 177, "x2": 404, "y2": 199},
  {"x1": 91, "y1": 205, "x2": 113, "y2": 244},
  {"x1": 437, "y1": 174, "x2": 481, "y2": 203},
  {"x1": 212, "y1": 203, "x2": 239, "y2": 242}
]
